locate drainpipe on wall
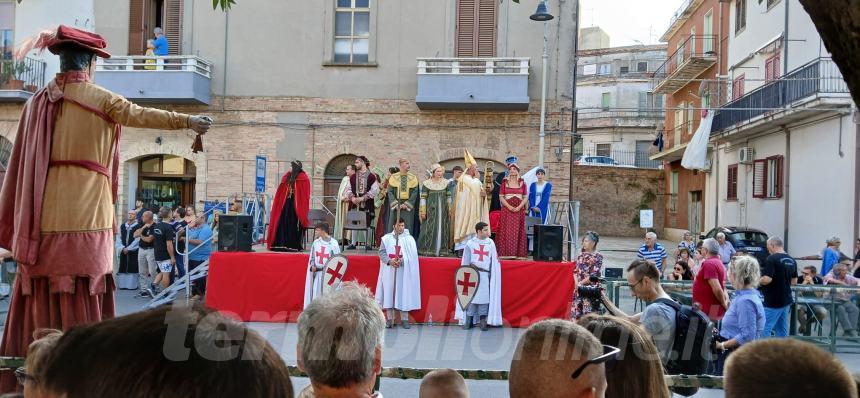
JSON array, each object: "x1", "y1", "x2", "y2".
[
  {"x1": 782, "y1": 126, "x2": 790, "y2": 250},
  {"x1": 783, "y1": 0, "x2": 789, "y2": 74},
  {"x1": 854, "y1": 113, "x2": 860, "y2": 242},
  {"x1": 713, "y1": 141, "x2": 719, "y2": 229}
]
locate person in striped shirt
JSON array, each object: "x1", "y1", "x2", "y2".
[{"x1": 638, "y1": 232, "x2": 669, "y2": 275}]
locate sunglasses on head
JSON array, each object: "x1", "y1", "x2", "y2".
[{"x1": 571, "y1": 345, "x2": 620, "y2": 379}]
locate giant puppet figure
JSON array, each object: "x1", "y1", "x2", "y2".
[
  {"x1": 0, "y1": 25, "x2": 212, "y2": 390},
  {"x1": 267, "y1": 161, "x2": 311, "y2": 251}
]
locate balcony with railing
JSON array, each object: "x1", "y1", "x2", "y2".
[
  {"x1": 653, "y1": 35, "x2": 718, "y2": 94},
  {"x1": 650, "y1": 121, "x2": 692, "y2": 162},
  {"x1": 415, "y1": 57, "x2": 530, "y2": 110},
  {"x1": 94, "y1": 55, "x2": 213, "y2": 105},
  {"x1": 577, "y1": 110, "x2": 665, "y2": 129},
  {"x1": 0, "y1": 57, "x2": 47, "y2": 102},
  {"x1": 711, "y1": 58, "x2": 850, "y2": 134},
  {"x1": 576, "y1": 148, "x2": 662, "y2": 169}
]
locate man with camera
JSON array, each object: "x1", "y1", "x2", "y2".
[{"x1": 599, "y1": 260, "x2": 676, "y2": 365}]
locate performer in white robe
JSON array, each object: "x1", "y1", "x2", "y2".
[
  {"x1": 453, "y1": 150, "x2": 490, "y2": 251},
  {"x1": 333, "y1": 165, "x2": 355, "y2": 245},
  {"x1": 376, "y1": 218, "x2": 421, "y2": 329},
  {"x1": 455, "y1": 221, "x2": 503, "y2": 330},
  {"x1": 304, "y1": 223, "x2": 341, "y2": 309}
]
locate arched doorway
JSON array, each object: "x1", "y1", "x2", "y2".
[
  {"x1": 322, "y1": 154, "x2": 356, "y2": 213},
  {"x1": 134, "y1": 154, "x2": 197, "y2": 211},
  {"x1": 0, "y1": 135, "x2": 12, "y2": 191}
]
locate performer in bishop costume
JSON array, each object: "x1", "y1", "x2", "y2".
[
  {"x1": 304, "y1": 222, "x2": 341, "y2": 308},
  {"x1": 0, "y1": 25, "x2": 211, "y2": 391},
  {"x1": 453, "y1": 150, "x2": 490, "y2": 250},
  {"x1": 455, "y1": 222, "x2": 502, "y2": 331},
  {"x1": 376, "y1": 218, "x2": 421, "y2": 328}
]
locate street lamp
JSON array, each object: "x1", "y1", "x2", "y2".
[{"x1": 531, "y1": 1, "x2": 554, "y2": 168}]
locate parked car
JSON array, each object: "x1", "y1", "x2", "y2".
[
  {"x1": 576, "y1": 156, "x2": 618, "y2": 166},
  {"x1": 700, "y1": 226, "x2": 769, "y2": 265}
]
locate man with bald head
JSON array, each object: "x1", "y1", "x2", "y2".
[
  {"x1": 419, "y1": 369, "x2": 469, "y2": 398},
  {"x1": 510, "y1": 319, "x2": 611, "y2": 398}
]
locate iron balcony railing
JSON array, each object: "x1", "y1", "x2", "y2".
[
  {"x1": 576, "y1": 148, "x2": 662, "y2": 169},
  {"x1": 0, "y1": 57, "x2": 47, "y2": 92},
  {"x1": 653, "y1": 34, "x2": 718, "y2": 81},
  {"x1": 711, "y1": 58, "x2": 850, "y2": 133},
  {"x1": 577, "y1": 110, "x2": 666, "y2": 120}
]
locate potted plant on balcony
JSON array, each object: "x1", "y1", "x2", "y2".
[{"x1": 1, "y1": 61, "x2": 30, "y2": 91}]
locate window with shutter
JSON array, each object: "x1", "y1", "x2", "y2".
[
  {"x1": 476, "y1": 0, "x2": 497, "y2": 57},
  {"x1": 164, "y1": 0, "x2": 182, "y2": 55},
  {"x1": 456, "y1": 0, "x2": 496, "y2": 57},
  {"x1": 732, "y1": 74, "x2": 745, "y2": 100},
  {"x1": 128, "y1": 0, "x2": 147, "y2": 55},
  {"x1": 752, "y1": 159, "x2": 767, "y2": 198},
  {"x1": 766, "y1": 155, "x2": 783, "y2": 198},
  {"x1": 727, "y1": 164, "x2": 738, "y2": 200}
]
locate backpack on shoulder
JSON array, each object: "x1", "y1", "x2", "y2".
[{"x1": 653, "y1": 298, "x2": 716, "y2": 396}]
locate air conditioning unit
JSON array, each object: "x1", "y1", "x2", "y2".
[
  {"x1": 701, "y1": 158, "x2": 713, "y2": 173},
  {"x1": 738, "y1": 147, "x2": 755, "y2": 164}
]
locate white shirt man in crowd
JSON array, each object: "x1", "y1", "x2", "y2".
[
  {"x1": 377, "y1": 218, "x2": 421, "y2": 329},
  {"x1": 455, "y1": 221, "x2": 502, "y2": 331},
  {"x1": 600, "y1": 260, "x2": 676, "y2": 365},
  {"x1": 304, "y1": 222, "x2": 341, "y2": 309},
  {"x1": 716, "y1": 232, "x2": 736, "y2": 266}
]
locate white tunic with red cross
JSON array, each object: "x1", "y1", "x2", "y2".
[
  {"x1": 376, "y1": 229, "x2": 421, "y2": 311},
  {"x1": 303, "y1": 237, "x2": 341, "y2": 309},
  {"x1": 455, "y1": 236, "x2": 503, "y2": 326}
]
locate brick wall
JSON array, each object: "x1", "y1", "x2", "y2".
[
  {"x1": 0, "y1": 97, "x2": 665, "y2": 237},
  {"x1": 572, "y1": 165, "x2": 666, "y2": 237}
]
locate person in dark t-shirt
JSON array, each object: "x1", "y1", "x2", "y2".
[
  {"x1": 148, "y1": 207, "x2": 176, "y2": 292},
  {"x1": 760, "y1": 236, "x2": 797, "y2": 338}
]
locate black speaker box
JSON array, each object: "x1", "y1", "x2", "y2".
[
  {"x1": 218, "y1": 215, "x2": 253, "y2": 252},
  {"x1": 534, "y1": 225, "x2": 564, "y2": 261}
]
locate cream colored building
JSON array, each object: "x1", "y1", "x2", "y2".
[{"x1": 0, "y1": 0, "x2": 578, "y2": 216}]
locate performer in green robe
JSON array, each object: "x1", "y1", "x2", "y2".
[
  {"x1": 387, "y1": 158, "x2": 419, "y2": 233},
  {"x1": 418, "y1": 164, "x2": 452, "y2": 256}
]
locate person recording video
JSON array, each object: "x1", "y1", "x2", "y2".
[{"x1": 599, "y1": 260, "x2": 676, "y2": 366}]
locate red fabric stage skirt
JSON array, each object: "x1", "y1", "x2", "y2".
[{"x1": 206, "y1": 252, "x2": 575, "y2": 327}]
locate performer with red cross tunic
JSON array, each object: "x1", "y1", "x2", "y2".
[
  {"x1": 376, "y1": 218, "x2": 421, "y2": 329},
  {"x1": 455, "y1": 222, "x2": 503, "y2": 331},
  {"x1": 303, "y1": 222, "x2": 340, "y2": 309}
]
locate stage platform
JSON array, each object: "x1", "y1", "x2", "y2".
[{"x1": 206, "y1": 251, "x2": 575, "y2": 327}]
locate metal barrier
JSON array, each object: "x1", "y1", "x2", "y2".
[
  {"x1": 145, "y1": 200, "x2": 226, "y2": 308},
  {"x1": 603, "y1": 278, "x2": 860, "y2": 354}
]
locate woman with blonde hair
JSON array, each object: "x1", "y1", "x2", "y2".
[
  {"x1": 417, "y1": 164, "x2": 452, "y2": 256},
  {"x1": 712, "y1": 255, "x2": 765, "y2": 375},
  {"x1": 577, "y1": 314, "x2": 671, "y2": 398}
]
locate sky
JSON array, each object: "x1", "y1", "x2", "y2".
[{"x1": 579, "y1": 0, "x2": 687, "y2": 46}]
